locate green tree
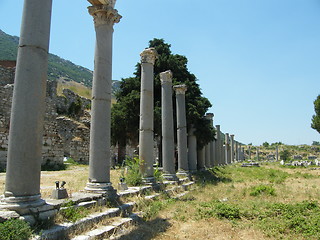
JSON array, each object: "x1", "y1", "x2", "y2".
[
  {"x1": 280, "y1": 149, "x2": 290, "y2": 161},
  {"x1": 111, "y1": 39, "x2": 214, "y2": 164},
  {"x1": 262, "y1": 142, "x2": 269, "y2": 148},
  {"x1": 311, "y1": 95, "x2": 320, "y2": 134}
]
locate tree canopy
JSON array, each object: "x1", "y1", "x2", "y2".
[
  {"x1": 311, "y1": 95, "x2": 320, "y2": 134},
  {"x1": 111, "y1": 39, "x2": 215, "y2": 162}
]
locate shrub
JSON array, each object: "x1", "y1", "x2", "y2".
[
  {"x1": 59, "y1": 201, "x2": 88, "y2": 222},
  {"x1": 249, "y1": 184, "x2": 276, "y2": 196},
  {"x1": 124, "y1": 157, "x2": 143, "y2": 186},
  {"x1": 0, "y1": 219, "x2": 33, "y2": 240}
]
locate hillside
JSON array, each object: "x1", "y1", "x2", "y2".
[{"x1": 0, "y1": 29, "x2": 122, "y2": 94}]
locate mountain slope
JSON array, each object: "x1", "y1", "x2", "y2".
[{"x1": 0, "y1": 29, "x2": 93, "y2": 87}]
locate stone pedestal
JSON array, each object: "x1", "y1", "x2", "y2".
[
  {"x1": 188, "y1": 126, "x2": 197, "y2": 172},
  {"x1": 51, "y1": 188, "x2": 68, "y2": 199},
  {"x1": 86, "y1": 1, "x2": 121, "y2": 196},
  {"x1": 139, "y1": 48, "x2": 157, "y2": 183},
  {"x1": 174, "y1": 85, "x2": 189, "y2": 175},
  {"x1": 1, "y1": 0, "x2": 54, "y2": 217},
  {"x1": 160, "y1": 70, "x2": 178, "y2": 181}
]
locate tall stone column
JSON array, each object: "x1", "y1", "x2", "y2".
[
  {"x1": 230, "y1": 135, "x2": 235, "y2": 163},
  {"x1": 206, "y1": 113, "x2": 214, "y2": 168},
  {"x1": 160, "y1": 70, "x2": 178, "y2": 181},
  {"x1": 197, "y1": 147, "x2": 206, "y2": 170},
  {"x1": 248, "y1": 146, "x2": 251, "y2": 159},
  {"x1": 188, "y1": 126, "x2": 197, "y2": 172},
  {"x1": 215, "y1": 125, "x2": 221, "y2": 166},
  {"x1": 242, "y1": 147, "x2": 246, "y2": 161},
  {"x1": 86, "y1": 0, "x2": 121, "y2": 195},
  {"x1": 205, "y1": 143, "x2": 211, "y2": 168},
  {"x1": 225, "y1": 133, "x2": 229, "y2": 164},
  {"x1": 139, "y1": 48, "x2": 158, "y2": 183},
  {"x1": 256, "y1": 147, "x2": 260, "y2": 161},
  {"x1": 276, "y1": 146, "x2": 279, "y2": 161},
  {"x1": 1, "y1": 0, "x2": 53, "y2": 213},
  {"x1": 235, "y1": 141, "x2": 239, "y2": 162},
  {"x1": 174, "y1": 84, "x2": 189, "y2": 175}
]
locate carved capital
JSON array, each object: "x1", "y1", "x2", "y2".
[
  {"x1": 140, "y1": 48, "x2": 158, "y2": 65},
  {"x1": 160, "y1": 70, "x2": 173, "y2": 84},
  {"x1": 88, "y1": 0, "x2": 116, "y2": 7},
  {"x1": 205, "y1": 113, "x2": 214, "y2": 120},
  {"x1": 88, "y1": 4, "x2": 121, "y2": 26},
  {"x1": 173, "y1": 84, "x2": 187, "y2": 95}
]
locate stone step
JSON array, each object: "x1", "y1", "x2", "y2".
[
  {"x1": 33, "y1": 180, "x2": 194, "y2": 240},
  {"x1": 71, "y1": 213, "x2": 140, "y2": 240}
]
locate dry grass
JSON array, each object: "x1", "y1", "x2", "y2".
[
  {"x1": 57, "y1": 79, "x2": 92, "y2": 99},
  {"x1": 0, "y1": 165, "x2": 122, "y2": 199}
]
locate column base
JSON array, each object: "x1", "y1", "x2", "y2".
[
  {"x1": 142, "y1": 177, "x2": 156, "y2": 184},
  {"x1": 176, "y1": 170, "x2": 191, "y2": 179},
  {"x1": 0, "y1": 195, "x2": 57, "y2": 225},
  {"x1": 163, "y1": 173, "x2": 179, "y2": 182},
  {"x1": 85, "y1": 182, "x2": 118, "y2": 199}
]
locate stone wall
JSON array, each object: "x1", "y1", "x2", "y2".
[{"x1": 0, "y1": 66, "x2": 91, "y2": 169}]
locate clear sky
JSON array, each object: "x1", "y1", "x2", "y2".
[{"x1": 0, "y1": 0, "x2": 319, "y2": 146}]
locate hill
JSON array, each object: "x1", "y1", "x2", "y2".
[{"x1": 0, "y1": 29, "x2": 121, "y2": 97}]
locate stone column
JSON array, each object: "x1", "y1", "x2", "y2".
[
  {"x1": 235, "y1": 141, "x2": 238, "y2": 162},
  {"x1": 225, "y1": 133, "x2": 230, "y2": 164},
  {"x1": 188, "y1": 126, "x2": 197, "y2": 172},
  {"x1": 256, "y1": 147, "x2": 259, "y2": 161},
  {"x1": 139, "y1": 48, "x2": 158, "y2": 183},
  {"x1": 160, "y1": 70, "x2": 178, "y2": 181},
  {"x1": 248, "y1": 146, "x2": 251, "y2": 159},
  {"x1": 215, "y1": 125, "x2": 221, "y2": 166},
  {"x1": 1, "y1": 0, "x2": 53, "y2": 213},
  {"x1": 230, "y1": 134, "x2": 235, "y2": 163},
  {"x1": 86, "y1": 1, "x2": 121, "y2": 195},
  {"x1": 174, "y1": 84, "x2": 189, "y2": 175},
  {"x1": 205, "y1": 143, "x2": 210, "y2": 168},
  {"x1": 276, "y1": 146, "x2": 279, "y2": 161},
  {"x1": 197, "y1": 147, "x2": 206, "y2": 170},
  {"x1": 242, "y1": 147, "x2": 246, "y2": 161},
  {"x1": 206, "y1": 113, "x2": 214, "y2": 168}
]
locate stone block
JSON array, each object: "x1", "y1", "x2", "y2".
[
  {"x1": 0, "y1": 210, "x2": 19, "y2": 223},
  {"x1": 51, "y1": 189, "x2": 69, "y2": 199}
]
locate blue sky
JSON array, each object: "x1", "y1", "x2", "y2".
[{"x1": 0, "y1": 0, "x2": 319, "y2": 146}]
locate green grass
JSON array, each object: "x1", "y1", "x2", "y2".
[{"x1": 0, "y1": 219, "x2": 33, "y2": 240}]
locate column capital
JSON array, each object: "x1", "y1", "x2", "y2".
[
  {"x1": 205, "y1": 113, "x2": 214, "y2": 120},
  {"x1": 88, "y1": 0, "x2": 116, "y2": 7},
  {"x1": 88, "y1": 4, "x2": 121, "y2": 26},
  {"x1": 160, "y1": 70, "x2": 173, "y2": 84},
  {"x1": 173, "y1": 84, "x2": 187, "y2": 94},
  {"x1": 140, "y1": 48, "x2": 158, "y2": 65}
]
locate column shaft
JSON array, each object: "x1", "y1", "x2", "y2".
[
  {"x1": 160, "y1": 71, "x2": 177, "y2": 181},
  {"x1": 174, "y1": 85, "x2": 188, "y2": 173},
  {"x1": 5, "y1": 0, "x2": 53, "y2": 199},
  {"x1": 86, "y1": 3, "x2": 121, "y2": 194},
  {"x1": 188, "y1": 126, "x2": 197, "y2": 171},
  {"x1": 139, "y1": 48, "x2": 157, "y2": 181}
]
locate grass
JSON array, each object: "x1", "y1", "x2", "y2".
[
  {"x1": 57, "y1": 80, "x2": 91, "y2": 99},
  {"x1": 1, "y1": 162, "x2": 320, "y2": 239}
]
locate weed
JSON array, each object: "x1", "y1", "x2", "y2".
[
  {"x1": 0, "y1": 219, "x2": 33, "y2": 240},
  {"x1": 123, "y1": 157, "x2": 143, "y2": 186},
  {"x1": 58, "y1": 201, "x2": 88, "y2": 223},
  {"x1": 249, "y1": 184, "x2": 276, "y2": 197}
]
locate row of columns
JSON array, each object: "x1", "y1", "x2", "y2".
[{"x1": 0, "y1": 0, "x2": 245, "y2": 218}]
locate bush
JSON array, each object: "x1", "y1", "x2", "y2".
[
  {"x1": 124, "y1": 157, "x2": 143, "y2": 186},
  {"x1": 249, "y1": 184, "x2": 276, "y2": 196},
  {"x1": 59, "y1": 201, "x2": 88, "y2": 222},
  {"x1": 0, "y1": 219, "x2": 33, "y2": 240}
]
